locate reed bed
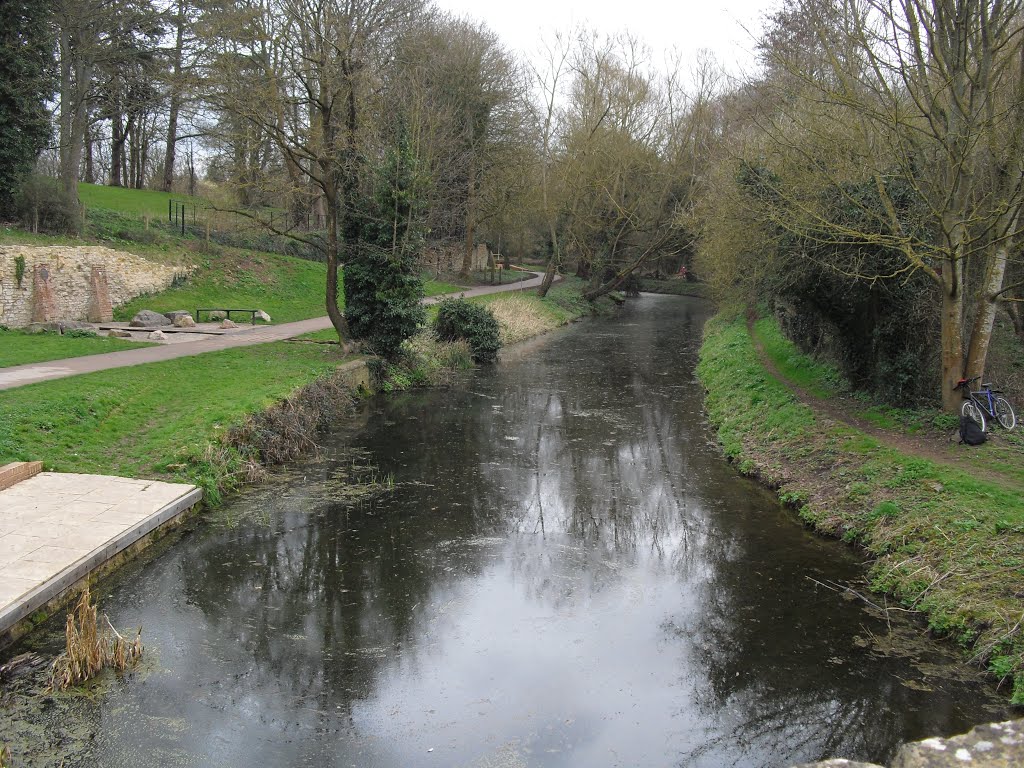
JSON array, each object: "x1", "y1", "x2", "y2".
[
  {"x1": 49, "y1": 587, "x2": 143, "y2": 690},
  {"x1": 486, "y1": 295, "x2": 560, "y2": 345}
]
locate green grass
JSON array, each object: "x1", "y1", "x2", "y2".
[
  {"x1": 0, "y1": 343, "x2": 352, "y2": 492},
  {"x1": 79, "y1": 182, "x2": 207, "y2": 220},
  {"x1": 751, "y1": 315, "x2": 1024, "y2": 488},
  {"x1": 699, "y1": 313, "x2": 1024, "y2": 703},
  {"x1": 115, "y1": 249, "x2": 330, "y2": 324},
  {"x1": 753, "y1": 317, "x2": 845, "y2": 398},
  {"x1": 0, "y1": 329, "x2": 153, "y2": 368},
  {"x1": 423, "y1": 277, "x2": 465, "y2": 296}
]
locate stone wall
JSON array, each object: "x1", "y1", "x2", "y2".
[
  {"x1": 0, "y1": 246, "x2": 190, "y2": 328},
  {"x1": 420, "y1": 241, "x2": 492, "y2": 275},
  {"x1": 791, "y1": 719, "x2": 1024, "y2": 768}
]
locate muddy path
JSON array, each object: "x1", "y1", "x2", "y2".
[{"x1": 746, "y1": 315, "x2": 1024, "y2": 492}]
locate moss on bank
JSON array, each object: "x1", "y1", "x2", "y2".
[{"x1": 697, "y1": 313, "x2": 1024, "y2": 705}]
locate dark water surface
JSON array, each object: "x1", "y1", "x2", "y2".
[{"x1": 2, "y1": 295, "x2": 1007, "y2": 767}]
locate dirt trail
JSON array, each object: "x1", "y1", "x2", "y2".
[{"x1": 746, "y1": 316, "x2": 1024, "y2": 492}]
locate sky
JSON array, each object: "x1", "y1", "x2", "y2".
[{"x1": 432, "y1": 0, "x2": 779, "y2": 77}]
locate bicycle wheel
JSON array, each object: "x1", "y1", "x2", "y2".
[
  {"x1": 962, "y1": 400, "x2": 987, "y2": 432},
  {"x1": 994, "y1": 396, "x2": 1017, "y2": 430}
]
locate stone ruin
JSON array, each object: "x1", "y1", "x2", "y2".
[{"x1": 0, "y1": 246, "x2": 189, "y2": 329}]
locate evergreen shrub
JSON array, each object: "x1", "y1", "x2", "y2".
[{"x1": 433, "y1": 298, "x2": 502, "y2": 363}]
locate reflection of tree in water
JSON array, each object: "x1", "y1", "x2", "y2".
[
  {"x1": 666, "y1": 496, "x2": 995, "y2": 767},
  {"x1": 180, "y1": 387, "x2": 507, "y2": 724},
  {"x1": 489, "y1": 298, "x2": 716, "y2": 580}
]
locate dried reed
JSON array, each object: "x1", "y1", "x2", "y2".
[
  {"x1": 49, "y1": 587, "x2": 143, "y2": 690},
  {"x1": 486, "y1": 295, "x2": 559, "y2": 345}
]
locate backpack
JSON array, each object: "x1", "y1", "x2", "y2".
[{"x1": 958, "y1": 415, "x2": 987, "y2": 446}]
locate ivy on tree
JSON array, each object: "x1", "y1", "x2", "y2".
[
  {"x1": 344, "y1": 132, "x2": 427, "y2": 358},
  {"x1": 0, "y1": 0, "x2": 54, "y2": 219}
]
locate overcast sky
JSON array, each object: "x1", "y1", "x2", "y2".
[{"x1": 432, "y1": 0, "x2": 779, "y2": 76}]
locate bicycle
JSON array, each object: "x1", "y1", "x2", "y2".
[{"x1": 954, "y1": 376, "x2": 1017, "y2": 431}]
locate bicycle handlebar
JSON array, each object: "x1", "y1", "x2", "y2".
[{"x1": 954, "y1": 376, "x2": 981, "y2": 390}]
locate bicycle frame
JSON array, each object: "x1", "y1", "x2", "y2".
[{"x1": 968, "y1": 386, "x2": 998, "y2": 418}]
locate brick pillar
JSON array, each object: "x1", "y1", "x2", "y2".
[
  {"x1": 87, "y1": 266, "x2": 113, "y2": 322},
  {"x1": 31, "y1": 263, "x2": 57, "y2": 322}
]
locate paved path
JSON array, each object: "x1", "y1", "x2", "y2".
[
  {"x1": 0, "y1": 471, "x2": 200, "y2": 640},
  {"x1": 0, "y1": 272, "x2": 547, "y2": 391}
]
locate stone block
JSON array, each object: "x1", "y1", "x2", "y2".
[
  {"x1": 891, "y1": 720, "x2": 1024, "y2": 767},
  {"x1": 25, "y1": 322, "x2": 60, "y2": 334},
  {"x1": 0, "y1": 461, "x2": 44, "y2": 491},
  {"x1": 129, "y1": 309, "x2": 171, "y2": 327},
  {"x1": 31, "y1": 264, "x2": 57, "y2": 323},
  {"x1": 86, "y1": 266, "x2": 113, "y2": 322},
  {"x1": 57, "y1": 320, "x2": 95, "y2": 334}
]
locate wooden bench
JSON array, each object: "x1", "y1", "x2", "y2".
[{"x1": 195, "y1": 308, "x2": 259, "y2": 325}]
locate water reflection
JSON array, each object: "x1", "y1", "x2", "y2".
[{"x1": 1, "y1": 296, "x2": 1006, "y2": 768}]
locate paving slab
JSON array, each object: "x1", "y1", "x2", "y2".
[{"x1": 0, "y1": 471, "x2": 201, "y2": 640}]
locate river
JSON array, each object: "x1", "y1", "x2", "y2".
[{"x1": 0, "y1": 295, "x2": 1007, "y2": 767}]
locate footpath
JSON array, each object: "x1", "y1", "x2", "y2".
[{"x1": 0, "y1": 272, "x2": 546, "y2": 392}]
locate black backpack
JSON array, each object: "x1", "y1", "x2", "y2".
[{"x1": 959, "y1": 415, "x2": 987, "y2": 446}]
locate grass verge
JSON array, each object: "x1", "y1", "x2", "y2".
[
  {"x1": 0, "y1": 343, "x2": 356, "y2": 503},
  {"x1": 639, "y1": 277, "x2": 710, "y2": 298},
  {"x1": 0, "y1": 329, "x2": 152, "y2": 368},
  {"x1": 752, "y1": 317, "x2": 1024, "y2": 489},
  {"x1": 698, "y1": 313, "x2": 1024, "y2": 705}
]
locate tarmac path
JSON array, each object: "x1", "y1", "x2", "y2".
[{"x1": 0, "y1": 272, "x2": 547, "y2": 392}]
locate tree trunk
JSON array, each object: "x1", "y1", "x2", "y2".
[
  {"x1": 110, "y1": 114, "x2": 126, "y2": 187},
  {"x1": 460, "y1": 160, "x2": 475, "y2": 280},
  {"x1": 964, "y1": 242, "x2": 1010, "y2": 382},
  {"x1": 59, "y1": 23, "x2": 88, "y2": 230},
  {"x1": 84, "y1": 120, "x2": 95, "y2": 184},
  {"x1": 537, "y1": 257, "x2": 557, "y2": 298},
  {"x1": 939, "y1": 259, "x2": 965, "y2": 411},
  {"x1": 162, "y1": 0, "x2": 185, "y2": 192},
  {"x1": 1004, "y1": 300, "x2": 1024, "y2": 344},
  {"x1": 324, "y1": 192, "x2": 351, "y2": 347}
]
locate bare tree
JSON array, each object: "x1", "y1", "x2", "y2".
[
  {"x1": 746, "y1": 0, "x2": 1024, "y2": 409},
  {"x1": 206, "y1": 0, "x2": 423, "y2": 345}
]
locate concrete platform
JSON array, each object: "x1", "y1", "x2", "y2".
[{"x1": 0, "y1": 471, "x2": 201, "y2": 643}]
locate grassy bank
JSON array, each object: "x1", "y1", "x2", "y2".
[
  {"x1": 0, "y1": 343, "x2": 356, "y2": 502},
  {"x1": 114, "y1": 247, "x2": 331, "y2": 323},
  {"x1": 697, "y1": 313, "x2": 1024, "y2": 704},
  {"x1": 370, "y1": 277, "x2": 606, "y2": 390},
  {"x1": 0, "y1": 329, "x2": 151, "y2": 368},
  {"x1": 639, "y1": 277, "x2": 710, "y2": 298}
]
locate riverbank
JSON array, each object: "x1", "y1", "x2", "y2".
[
  {"x1": 0, "y1": 277, "x2": 603, "y2": 507},
  {"x1": 697, "y1": 312, "x2": 1024, "y2": 705}
]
